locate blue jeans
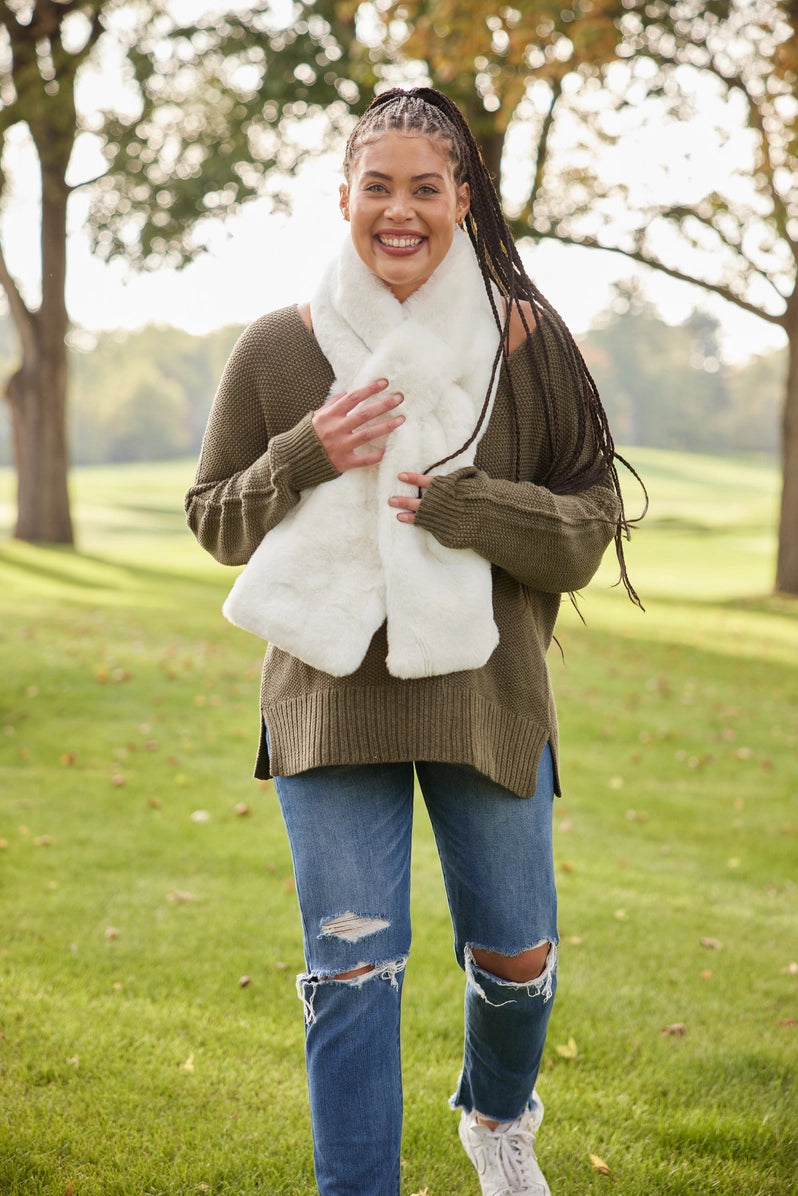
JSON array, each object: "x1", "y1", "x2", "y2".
[{"x1": 271, "y1": 746, "x2": 558, "y2": 1196}]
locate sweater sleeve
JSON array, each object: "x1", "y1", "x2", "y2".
[
  {"x1": 414, "y1": 468, "x2": 620, "y2": 594},
  {"x1": 413, "y1": 311, "x2": 621, "y2": 595},
  {"x1": 185, "y1": 309, "x2": 339, "y2": 566}
]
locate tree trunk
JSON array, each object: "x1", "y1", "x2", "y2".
[
  {"x1": 10, "y1": 129, "x2": 73, "y2": 544},
  {"x1": 12, "y1": 318, "x2": 73, "y2": 544},
  {"x1": 775, "y1": 297, "x2": 798, "y2": 595}
]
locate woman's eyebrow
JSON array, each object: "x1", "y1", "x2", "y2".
[{"x1": 361, "y1": 170, "x2": 446, "y2": 182}]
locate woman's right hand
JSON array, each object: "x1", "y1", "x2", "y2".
[{"x1": 312, "y1": 379, "x2": 404, "y2": 473}]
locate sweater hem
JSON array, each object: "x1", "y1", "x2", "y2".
[{"x1": 256, "y1": 686, "x2": 560, "y2": 799}]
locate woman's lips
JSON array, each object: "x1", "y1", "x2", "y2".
[{"x1": 374, "y1": 233, "x2": 426, "y2": 255}]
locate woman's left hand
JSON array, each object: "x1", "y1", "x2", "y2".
[{"x1": 388, "y1": 472, "x2": 432, "y2": 524}]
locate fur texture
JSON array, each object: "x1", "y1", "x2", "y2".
[{"x1": 222, "y1": 228, "x2": 501, "y2": 678}]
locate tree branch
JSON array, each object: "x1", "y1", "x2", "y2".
[
  {"x1": 529, "y1": 77, "x2": 561, "y2": 209},
  {"x1": 0, "y1": 239, "x2": 36, "y2": 356},
  {"x1": 526, "y1": 229, "x2": 788, "y2": 328},
  {"x1": 656, "y1": 203, "x2": 790, "y2": 307}
]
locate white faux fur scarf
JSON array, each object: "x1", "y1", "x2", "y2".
[{"x1": 222, "y1": 227, "x2": 502, "y2": 678}]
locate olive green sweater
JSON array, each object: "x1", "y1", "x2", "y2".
[{"x1": 185, "y1": 305, "x2": 620, "y2": 798}]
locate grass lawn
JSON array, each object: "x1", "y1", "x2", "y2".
[{"x1": 0, "y1": 449, "x2": 796, "y2": 1195}]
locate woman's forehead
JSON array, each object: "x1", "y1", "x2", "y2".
[{"x1": 350, "y1": 131, "x2": 454, "y2": 177}]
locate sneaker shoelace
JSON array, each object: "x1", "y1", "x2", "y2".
[{"x1": 485, "y1": 1118, "x2": 540, "y2": 1193}]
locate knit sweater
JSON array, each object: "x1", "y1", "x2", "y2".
[{"x1": 185, "y1": 304, "x2": 621, "y2": 798}]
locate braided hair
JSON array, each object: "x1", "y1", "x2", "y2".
[{"x1": 344, "y1": 86, "x2": 645, "y2": 607}]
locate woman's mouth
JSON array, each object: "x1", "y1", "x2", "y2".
[{"x1": 375, "y1": 233, "x2": 425, "y2": 255}]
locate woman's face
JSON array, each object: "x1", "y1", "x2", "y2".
[{"x1": 340, "y1": 131, "x2": 470, "y2": 303}]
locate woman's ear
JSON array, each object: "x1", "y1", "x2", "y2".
[
  {"x1": 339, "y1": 182, "x2": 350, "y2": 221},
  {"x1": 456, "y1": 182, "x2": 471, "y2": 225}
]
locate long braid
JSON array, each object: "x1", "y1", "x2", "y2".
[{"x1": 344, "y1": 87, "x2": 646, "y2": 607}]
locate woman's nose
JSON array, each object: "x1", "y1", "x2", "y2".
[{"x1": 385, "y1": 193, "x2": 413, "y2": 221}]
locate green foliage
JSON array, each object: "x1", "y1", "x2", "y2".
[
  {"x1": 65, "y1": 323, "x2": 241, "y2": 466},
  {"x1": 86, "y1": 0, "x2": 379, "y2": 268},
  {"x1": 0, "y1": 305, "x2": 784, "y2": 468},
  {"x1": 0, "y1": 451, "x2": 796, "y2": 1194},
  {"x1": 583, "y1": 297, "x2": 785, "y2": 454}
]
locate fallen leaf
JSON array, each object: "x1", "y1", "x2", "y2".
[
  {"x1": 700, "y1": 970, "x2": 713, "y2": 980},
  {"x1": 0, "y1": 839, "x2": 7, "y2": 849},
  {"x1": 104, "y1": 926, "x2": 119, "y2": 940},
  {"x1": 781, "y1": 962, "x2": 798, "y2": 975},
  {"x1": 589, "y1": 1153, "x2": 611, "y2": 1176},
  {"x1": 555, "y1": 1036, "x2": 578, "y2": 1059},
  {"x1": 777, "y1": 1018, "x2": 797, "y2": 1027},
  {"x1": 60, "y1": 753, "x2": 76, "y2": 766},
  {"x1": 700, "y1": 937, "x2": 723, "y2": 950},
  {"x1": 234, "y1": 802, "x2": 251, "y2": 817},
  {"x1": 182, "y1": 1053, "x2": 195, "y2": 1072},
  {"x1": 166, "y1": 889, "x2": 197, "y2": 903},
  {"x1": 239, "y1": 975, "x2": 252, "y2": 988},
  {"x1": 614, "y1": 909, "x2": 629, "y2": 921},
  {"x1": 67, "y1": 1055, "x2": 79, "y2": 1068},
  {"x1": 34, "y1": 835, "x2": 53, "y2": 847},
  {"x1": 190, "y1": 809, "x2": 210, "y2": 823},
  {"x1": 410, "y1": 1189, "x2": 430, "y2": 1196},
  {"x1": 64, "y1": 1184, "x2": 76, "y2": 1196},
  {"x1": 662, "y1": 1023, "x2": 686, "y2": 1036}
]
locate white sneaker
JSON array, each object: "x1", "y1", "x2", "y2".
[{"x1": 459, "y1": 1106, "x2": 551, "y2": 1196}]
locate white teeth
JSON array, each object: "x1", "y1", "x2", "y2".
[{"x1": 378, "y1": 235, "x2": 423, "y2": 248}]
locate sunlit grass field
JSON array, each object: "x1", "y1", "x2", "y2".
[{"x1": 1, "y1": 449, "x2": 796, "y2": 1195}]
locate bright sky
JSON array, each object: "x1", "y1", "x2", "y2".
[{"x1": 0, "y1": 92, "x2": 789, "y2": 365}]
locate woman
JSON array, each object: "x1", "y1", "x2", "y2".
[{"x1": 186, "y1": 87, "x2": 640, "y2": 1196}]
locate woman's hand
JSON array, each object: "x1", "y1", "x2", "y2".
[
  {"x1": 312, "y1": 379, "x2": 404, "y2": 473},
  {"x1": 388, "y1": 472, "x2": 432, "y2": 524}
]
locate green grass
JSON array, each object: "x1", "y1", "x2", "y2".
[{"x1": 1, "y1": 449, "x2": 796, "y2": 1195}]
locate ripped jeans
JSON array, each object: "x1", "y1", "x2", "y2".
[{"x1": 272, "y1": 747, "x2": 558, "y2": 1196}]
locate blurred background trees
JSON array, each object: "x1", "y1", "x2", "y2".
[{"x1": 1, "y1": 0, "x2": 795, "y2": 587}]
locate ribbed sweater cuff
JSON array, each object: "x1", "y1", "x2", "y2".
[
  {"x1": 270, "y1": 412, "x2": 340, "y2": 493},
  {"x1": 414, "y1": 467, "x2": 479, "y2": 549}
]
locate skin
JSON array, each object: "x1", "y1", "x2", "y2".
[{"x1": 304, "y1": 132, "x2": 546, "y2": 996}]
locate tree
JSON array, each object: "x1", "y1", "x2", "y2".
[
  {"x1": 5, "y1": 1, "x2": 796, "y2": 596},
  {"x1": 518, "y1": 0, "x2": 798, "y2": 594},
  {"x1": 0, "y1": 0, "x2": 377, "y2": 544}
]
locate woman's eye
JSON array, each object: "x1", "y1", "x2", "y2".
[{"x1": 416, "y1": 186, "x2": 438, "y2": 195}]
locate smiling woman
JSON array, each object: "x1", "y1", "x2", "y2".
[
  {"x1": 185, "y1": 85, "x2": 642, "y2": 1196},
  {"x1": 339, "y1": 131, "x2": 471, "y2": 303}
]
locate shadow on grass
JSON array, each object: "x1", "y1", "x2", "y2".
[
  {"x1": 641, "y1": 588, "x2": 798, "y2": 620},
  {"x1": 0, "y1": 542, "x2": 225, "y2": 597}
]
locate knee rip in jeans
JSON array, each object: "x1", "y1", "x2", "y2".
[
  {"x1": 296, "y1": 957, "x2": 407, "y2": 1025},
  {"x1": 319, "y1": 911, "x2": 392, "y2": 943},
  {"x1": 465, "y1": 941, "x2": 557, "y2": 1007}
]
